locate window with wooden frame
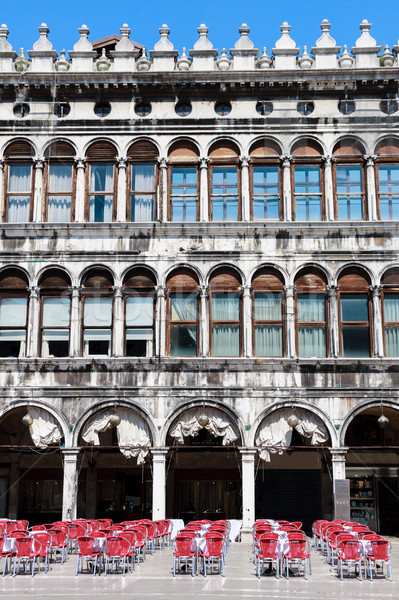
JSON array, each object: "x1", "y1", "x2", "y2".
[
  {"x1": 82, "y1": 269, "x2": 114, "y2": 357},
  {"x1": 44, "y1": 141, "x2": 76, "y2": 223},
  {"x1": 295, "y1": 268, "x2": 328, "y2": 358},
  {"x1": 252, "y1": 268, "x2": 285, "y2": 356},
  {"x1": 209, "y1": 268, "x2": 242, "y2": 357},
  {"x1": 333, "y1": 138, "x2": 367, "y2": 221},
  {"x1": 249, "y1": 139, "x2": 282, "y2": 221},
  {"x1": 375, "y1": 138, "x2": 399, "y2": 221},
  {"x1": 123, "y1": 268, "x2": 156, "y2": 357},
  {"x1": 168, "y1": 141, "x2": 199, "y2": 222},
  {"x1": 3, "y1": 140, "x2": 35, "y2": 223},
  {"x1": 208, "y1": 141, "x2": 241, "y2": 221},
  {"x1": 381, "y1": 268, "x2": 399, "y2": 357},
  {"x1": 127, "y1": 140, "x2": 158, "y2": 222},
  {"x1": 85, "y1": 141, "x2": 117, "y2": 223},
  {"x1": 39, "y1": 269, "x2": 71, "y2": 357},
  {"x1": 167, "y1": 268, "x2": 199, "y2": 356},
  {"x1": 0, "y1": 268, "x2": 29, "y2": 358},
  {"x1": 291, "y1": 138, "x2": 324, "y2": 221},
  {"x1": 338, "y1": 267, "x2": 372, "y2": 357}
]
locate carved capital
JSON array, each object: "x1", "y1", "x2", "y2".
[
  {"x1": 69, "y1": 285, "x2": 82, "y2": 300},
  {"x1": 198, "y1": 157, "x2": 209, "y2": 169},
  {"x1": 280, "y1": 155, "x2": 292, "y2": 169},
  {"x1": 75, "y1": 158, "x2": 86, "y2": 170},
  {"x1": 364, "y1": 154, "x2": 377, "y2": 167},
  {"x1": 198, "y1": 284, "x2": 209, "y2": 299},
  {"x1": 33, "y1": 157, "x2": 44, "y2": 170},
  {"x1": 112, "y1": 285, "x2": 126, "y2": 298},
  {"x1": 283, "y1": 284, "x2": 296, "y2": 297},
  {"x1": 239, "y1": 156, "x2": 250, "y2": 168},
  {"x1": 240, "y1": 284, "x2": 253, "y2": 298},
  {"x1": 326, "y1": 284, "x2": 339, "y2": 298},
  {"x1": 322, "y1": 155, "x2": 335, "y2": 167},
  {"x1": 0, "y1": 159, "x2": 4, "y2": 171},
  {"x1": 28, "y1": 286, "x2": 40, "y2": 300},
  {"x1": 157, "y1": 157, "x2": 169, "y2": 169},
  {"x1": 370, "y1": 284, "x2": 382, "y2": 298},
  {"x1": 155, "y1": 284, "x2": 167, "y2": 298},
  {"x1": 116, "y1": 157, "x2": 127, "y2": 170}
]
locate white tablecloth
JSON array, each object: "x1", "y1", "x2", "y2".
[
  {"x1": 229, "y1": 520, "x2": 243, "y2": 543},
  {"x1": 170, "y1": 519, "x2": 185, "y2": 540}
]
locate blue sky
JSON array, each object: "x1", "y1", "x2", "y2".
[{"x1": 2, "y1": 0, "x2": 398, "y2": 55}]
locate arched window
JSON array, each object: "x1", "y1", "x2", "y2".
[
  {"x1": 338, "y1": 268, "x2": 371, "y2": 357},
  {"x1": 333, "y1": 138, "x2": 366, "y2": 220},
  {"x1": 0, "y1": 268, "x2": 29, "y2": 357},
  {"x1": 167, "y1": 269, "x2": 199, "y2": 356},
  {"x1": 39, "y1": 269, "x2": 71, "y2": 357},
  {"x1": 208, "y1": 141, "x2": 241, "y2": 221},
  {"x1": 123, "y1": 268, "x2": 156, "y2": 356},
  {"x1": 375, "y1": 138, "x2": 399, "y2": 221},
  {"x1": 3, "y1": 141, "x2": 35, "y2": 223},
  {"x1": 295, "y1": 268, "x2": 328, "y2": 358},
  {"x1": 249, "y1": 140, "x2": 282, "y2": 220},
  {"x1": 209, "y1": 268, "x2": 242, "y2": 356},
  {"x1": 291, "y1": 139, "x2": 324, "y2": 221},
  {"x1": 82, "y1": 268, "x2": 114, "y2": 357},
  {"x1": 85, "y1": 141, "x2": 117, "y2": 222},
  {"x1": 381, "y1": 268, "x2": 399, "y2": 356},
  {"x1": 127, "y1": 140, "x2": 158, "y2": 222},
  {"x1": 252, "y1": 268, "x2": 284, "y2": 356},
  {"x1": 168, "y1": 141, "x2": 199, "y2": 222},
  {"x1": 44, "y1": 141, "x2": 76, "y2": 222}
]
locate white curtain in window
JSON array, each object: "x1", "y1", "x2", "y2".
[
  {"x1": 254, "y1": 325, "x2": 282, "y2": 356},
  {"x1": 90, "y1": 164, "x2": 113, "y2": 192},
  {"x1": 298, "y1": 327, "x2": 326, "y2": 357},
  {"x1": 9, "y1": 164, "x2": 31, "y2": 192},
  {"x1": 254, "y1": 293, "x2": 281, "y2": 320},
  {"x1": 126, "y1": 296, "x2": 153, "y2": 326},
  {"x1": 384, "y1": 295, "x2": 399, "y2": 322},
  {"x1": 132, "y1": 164, "x2": 154, "y2": 192},
  {"x1": 28, "y1": 407, "x2": 63, "y2": 448},
  {"x1": 0, "y1": 298, "x2": 27, "y2": 326},
  {"x1": 48, "y1": 197, "x2": 71, "y2": 222},
  {"x1": 7, "y1": 197, "x2": 30, "y2": 222},
  {"x1": 256, "y1": 408, "x2": 329, "y2": 461},
  {"x1": 132, "y1": 195, "x2": 154, "y2": 221},
  {"x1": 212, "y1": 293, "x2": 239, "y2": 320},
  {"x1": 84, "y1": 297, "x2": 112, "y2": 326},
  {"x1": 385, "y1": 326, "x2": 399, "y2": 356},
  {"x1": 171, "y1": 294, "x2": 197, "y2": 321},
  {"x1": 81, "y1": 409, "x2": 151, "y2": 463},
  {"x1": 212, "y1": 325, "x2": 240, "y2": 356},
  {"x1": 43, "y1": 297, "x2": 70, "y2": 327},
  {"x1": 170, "y1": 407, "x2": 238, "y2": 446},
  {"x1": 297, "y1": 295, "x2": 324, "y2": 321},
  {"x1": 49, "y1": 164, "x2": 72, "y2": 192}
]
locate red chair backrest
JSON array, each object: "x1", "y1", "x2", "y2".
[
  {"x1": 259, "y1": 532, "x2": 279, "y2": 541},
  {"x1": 120, "y1": 531, "x2": 136, "y2": 547},
  {"x1": 77, "y1": 536, "x2": 95, "y2": 555},
  {"x1": 205, "y1": 536, "x2": 224, "y2": 556},
  {"x1": 339, "y1": 540, "x2": 361, "y2": 560},
  {"x1": 143, "y1": 523, "x2": 156, "y2": 539},
  {"x1": 254, "y1": 527, "x2": 273, "y2": 541},
  {"x1": 129, "y1": 528, "x2": 145, "y2": 545},
  {"x1": 279, "y1": 525, "x2": 298, "y2": 532},
  {"x1": 98, "y1": 519, "x2": 113, "y2": 527},
  {"x1": 108, "y1": 525, "x2": 124, "y2": 532},
  {"x1": 48, "y1": 529, "x2": 67, "y2": 547},
  {"x1": 287, "y1": 532, "x2": 306, "y2": 541},
  {"x1": 259, "y1": 537, "x2": 278, "y2": 557},
  {"x1": 370, "y1": 540, "x2": 390, "y2": 560},
  {"x1": 290, "y1": 521, "x2": 302, "y2": 529},
  {"x1": 17, "y1": 520, "x2": 28, "y2": 530},
  {"x1": 31, "y1": 525, "x2": 46, "y2": 531},
  {"x1": 31, "y1": 532, "x2": 51, "y2": 554},
  {"x1": 175, "y1": 536, "x2": 194, "y2": 556},
  {"x1": 288, "y1": 539, "x2": 307, "y2": 559},
  {"x1": 9, "y1": 530, "x2": 28, "y2": 538},
  {"x1": 107, "y1": 536, "x2": 130, "y2": 558},
  {"x1": 154, "y1": 521, "x2": 166, "y2": 536},
  {"x1": 15, "y1": 537, "x2": 40, "y2": 557},
  {"x1": 68, "y1": 524, "x2": 87, "y2": 539},
  {"x1": 362, "y1": 534, "x2": 382, "y2": 541}
]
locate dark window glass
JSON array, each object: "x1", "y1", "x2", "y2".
[
  {"x1": 13, "y1": 103, "x2": 30, "y2": 118},
  {"x1": 54, "y1": 103, "x2": 71, "y2": 118},
  {"x1": 94, "y1": 103, "x2": 111, "y2": 117},
  {"x1": 340, "y1": 294, "x2": 368, "y2": 321},
  {"x1": 338, "y1": 100, "x2": 356, "y2": 115},
  {"x1": 380, "y1": 99, "x2": 398, "y2": 115},
  {"x1": 341, "y1": 327, "x2": 370, "y2": 357},
  {"x1": 256, "y1": 101, "x2": 273, "y2": 116},
  {"x1": 215, "y1": 102, "x2": 231, "y2": 117},
  {"x1": 135, "y1": 102, "x2": 151, "y2": 117},
  {"x1": 175, "y1": 102, "x2": 192, "y2": 117},
  {"x1": 297, "y1": 101, "x2": 314, "y2": 116}
]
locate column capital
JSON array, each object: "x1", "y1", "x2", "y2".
[
  {"x1": 198, "y1": 284, "x2": 209, "y2": 299},
  {"x1": 326, "y1": 284, "x2": 339, "y2": 298},
  {"x1": 283, "y1": 284, "x2": 296, "y2": 297},
  {"x1": 157, "y1": 157, "x2": 169, "y2": 169},
  {"x1": 370, "y1": 284, "x2": 382, "y2": 298},
  {"x1": 116, "y1": 157, "x2": 127, "y2": 170},
  {"x1": 112, "y1": 285, "x2": 126, "y2": 298},
  {"x1": 198, "y1": 157, "x2": 209, "y2": 169},
  {"x1": 239, "y1": 155, "x2": 250, "y2": 168},
  {"x1": 329, "y1": 447, "x2": 348, "y2": 459},
  {"x1": 75, "y1": 157, "x2": 86, "y2": 170},
  {"x1": 364, "y1": 154, "x2": 377, "y2": 167},
  {"x1": 322, "y1": 155, "x2": 335, "y2": 166},
  {"x1": 240, "y1": 284, "x2": 253, "y2": 298},
  {"x1": 33, "y1": 157, "x2": 45, "y2": 170},
  {"x1": 155, "y1": 284, "x2": 167, "y2": 298},
  {"x1": 0, "y1": 159, "x2": 4, "y2": 171},
  {"x1": 69, "y1": 285, "x2": 82, "y2": 300},
  {"x1": 61, "y1": 447, "x2": 81, "y2": 459},
  {"x1": 151, "y1": 448, "x2": 169, "y2": 458},
  {"x1": 280, "y1": 155, "x2": 292, "y2": 168},
  {"x1": 28, "y1": 286, "x2": 40, "y2": 300},
  {"x1": 239, "y1": 447, "x2": 257, "y2": 458}
]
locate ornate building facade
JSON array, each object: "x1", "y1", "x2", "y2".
[{"x1": 0, "y1": 18, "x2": 398, "y2": 535}]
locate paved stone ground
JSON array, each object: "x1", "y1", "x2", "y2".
[{"x1": 2, "y1": 538, "x2": 398, "y2": 600}]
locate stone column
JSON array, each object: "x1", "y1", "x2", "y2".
[
  {"x1": 112, "y1": 285, "x2": 125, "y2": 357},
  {"x1": 198, "y1": 285, "x2": 209, "y2": 357},
  {"x1": 327, "y1": 285, "x2": 339, "y2": 357},
  {"x1": 26, "y1": 286, "x2": 40, "y2": 357},
  {"x1": 370, "y1": 285, "x2": 384, "y2": 357},
  {"x1": 323, "y1": 156, "x2": 334, "y2": 221},
  {"x1": 330, "y1": 447, "x2": 350, "y2": 521},
  {"x1": 158, "y1": 158, "x2": 168, "y2": 222},
  {"x1": 155, "y1": 285, "x2": 167, "y2": 357},
  {"x1": 7, "y1": 456, "x2": 20, "y2": 519},
  {"x1": 69, "y1": 286, "x2": 81, "y2": 357},
  {"x1": 33, "y1": 158, "x2": 44, "y2": 222},
  {"x1": 61, "y1": 448, "x2": 80, "y2": 521},
  {"x1": 365, "y1": 155, "x2": 377, "y2": 221},
  {"x1": 151, "y1": 448, "x2": 168, "y2": 520},
  {"x1": 74, "y1": 158, "x2": 86, "y2": 222},
  {"x1": 116, "y1": 158, "x2": 127, "y2": 222},
  {"x1": 240, "y1": 448, "x2": 256, "y2": 541},
  {"x1": 241, "y1": 285, "x2": 253, "y2": 357},
  {"x1": 199, "y1": 157, "x2": 209, "y2": 222},
  {"x1": 240, "y1": 156, "x2": 250, "y2": 222},
  {"x1": 0, "y1": 160, "x2": 4, "y2": 223},
  {"x1": 284, "y1": 285, "x2": 296, "y2": 358},
  {"x1": 281, "y1": 155, "x2": 292, "y2": 221}
]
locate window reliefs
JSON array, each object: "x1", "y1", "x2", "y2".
[
  {"x1": 39, "y1": 269, "x2": 71, "y2": 357},
  {"x1": 252, "y1": 268, "x2": 285, "y2": 356},
  {"x1": 208, "y1": 141, "x2": 241, "y2": 222},
  {"x1": 81, "y1": 269, "x2": 114, "y2": 357},
  {"x1": 333, "y1": 138, "x2": 367, "y2": 221},
  {"x1": 123, "y1": 268, "x2": 156, "y2": 357},
  {"x1": 295, "y1": 269, "x2": 328, "y2": 358},
  {"x1": 249, "y1": 139, "x2": 282, "y2": 221},
  {"x1": 291, "y1": 139, "x2": 324, "y2": 222}
]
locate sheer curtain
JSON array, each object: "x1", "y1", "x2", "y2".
[
  {"x1": 48, "y1": 164, "x2": 72, "y2": 222},
  {"x1": 385, "y1": 294, "x2": 399, "y2": 356},
  {"x1": 90, "y1": 164, "x2": 113, "y2": 222},
  {"x1": 212, "y1": 292, "x2": 240, "y2": 356},
  {"x1": 131, "y1": 164, "x2": 154, "y2": 222},
  {"x1": 126, "y1": 296, "x2": 153, "y2": 326},
  {"x1": 298, "y1": 327, "x2": 326, "y2": 357},
  {"x1": 297, "y1": 294, "x2": 324, "y2": 321},
  {"x1": 8, "y1": 164, "x2": 31, "y2": 222},
  {"x1": 212, "y1": 293, "x2": 239, "y2": 320},
  {"x1": 255, "y1": 325, "x2": 282, "y2": 356}
]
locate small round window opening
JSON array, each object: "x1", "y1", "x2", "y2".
[
  {"x1": 297, "y1": 101, "x2": 314, "y2": 116},
  {"x1": 338, "y1": 99, "x2": 356, "y2": 115},
  {"x1": 380, "y1": 99, "x2": 398, "y2": 115},
  {"x1": 175, "y1": 101, "x2": 192, "y2": 117},
  {"x1": 135, "y1": 102, "x2": 152, "y2": 117},
  {"x1": 94, "y1": 102, "x2": 111, "y2": 118},
  {"x1": 54, "y1": 103, "x2": 71, "y2": 118},
  {"x1": 215, "y1": 101, "x2": 231, "y2": 117},
  {"x1": 13, "y1": 103, "x2": 30, "y2": 118},
  {"x1": 256, "y1": 101, "x2": 273, "y2": 116}
]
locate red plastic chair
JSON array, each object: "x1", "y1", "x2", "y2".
[
  {"x1": 141, "y1": 522, "x2": 156, "y2": 555},
  {"x1": 67, "y1": 523, "x2": 87, "y2": 552},
  {"x1": 284, "y1": 539, "x2": 311, "y2": 580},
  {"x1": 75, "y1": 536, "x2": 100, "y2": 576},
  {"x1": 337, "y1": 540, "x2": 363, "y2": 580},
  {"x1": 366, "y1": 539, "x2": 392, "y2": 580},
  {"x1": 12, "y1": 537, "x2": 42, "y2": 577},
  {"x1": 5, "y1": 521, "x2": 24, "y2": 535},
  {"x1": 290, "y1": 521, "x2": 303, "y2": 530},
  {"x1": 30, "y1": 531, "x2": 51, "y2": 573},
  {"x1": 48, "y1": 529, "x2": 68, "y2": 563},
  {"x1": 1, "y1": 534, "x2": 15, "y2": 576},
  {"x1": 97, "y1": 519, "x2": 113, "y2": 528},
  {"x1": 201, "y1": 534, "x2": 225, "y2": 577},
  {"x1": 16, "y1": 520, "x2": 29, "y2": 531},
  {"x1": 327, "y1": 528, "x2": 346, "y2": 565},
  {"x1": 119, "y1": 531, "x2": 137, "y2": 572},
  {"x1": 256, "y1": 537, "x2": 280, "y2": 579},
  {"x1": 104, "y1": 536, "x2": 131, "y2": 577},
  {"x1": 173, "y1": 535, "x2": 196, "y2": 577},
  {"x1": 30, "y1": 525, "x2": 46, "y2": 532},
  {"x1": 312, "y1": 520, "x2": 329, "y2": 550},
  {"x1": 129, "y1": 527, "x2": 146, "y2": 563},
  {"x1": 153, "y1": 520, "x2": 167, "y2": 549}
]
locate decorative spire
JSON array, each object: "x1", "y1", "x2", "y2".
[
  {"x1": 193, "y1": 24, "x2": 214, "y2": 51},
  {"x1": 32, "y1": 23, "x2": 53, "y2": 51},
  {"x1": 311, "y1": 19, "x2": 340, "y2": 68},
  {"x1": 73, "y1": 24, "x2": 93, "y2": 52},
  {"x1": 272, "y1": 22, "x2": 299, "y2": 69},
  {"x1": 153, "y1": 24, "x2": 174, "y2": 51},
  {"x1": 176, "y1": 47, "x2": 191, "y2": 71},
  {"x1": 351, "y1": 19, "x2": 381, "y2": 68}
]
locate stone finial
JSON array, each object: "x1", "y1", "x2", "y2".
[
  {"x1": 114, "y1": 23, "x2": 135, "y2": 51},
  {"x1": 32, "y1": 23, "x2": 53, "y2": 51},
  {"x1": 351, "y1": 19, "x2": 381, "y2": 68},
  {"x1": 272, "y1": 21, "x2": 299, "y2": 69},
  {"x1": 69, "y1": 24, "x2": 96, "y2": 72},
  {"x1": 189, "y1": 23, "x2": 218, "y2": 71},
  {"x1": 14, "y1": 48, "x2": 29, "y2": 73},
  {"x1": 230, "y1": 23, "x2": 258, "y2": 70},
  {"x1": 150, "y1": 24, "x2": 178, "y2": 71},
  {"x1": 298, "y1": 46, "x2": 313, "y2": 69},
  {"x1": 0, "y1": 23, "x2": 17, "y2": 72},
  {"x1": 193, "y1": 24, "x2": 214, "y2": 51},
  {"x1": 234, "y1": 23, "x2": 254, "y2": 50},
  {"x1": 0, "y1": 23, "x2": 14, "y2": 52},
  {"x1": 176, "y1": 47, "x2": 191, "y2": 71},
  {"x1": 28, "y1": 22, "x2": 57, "y2": 71},
  {"x1": 311, "y1": 18, "x2": 340, "y2": 69},
  {"x1": 154, "y1": 24, "x2": 174, "y2": 51},
  {"x1": 257, "y1": 47, "x2": 272, "y2": 69},
  {"x1": 55, "y1": 49, "x2": 70, "y2": 72},
  {"x1": 338, "y1": 45, "x2": 354, "y2": 69},
  {"x1": 111, "y1": 23, "x2": 140, "y2": 72},
  {"x1": 216, "y1": 48, "x2": 231, "y2": 71},
  {"x1": 73, "y1": 24, "x2": 92, "y2": 52},
  {"x1": 380, "y1": 45, "x2": 395, "y2": 67},
  {"x1": 96, "y1": 48, "x2": 110, "y2": 71},
  {"x1": 136, "y1": 47, "x2": 151, "y2": 71}
]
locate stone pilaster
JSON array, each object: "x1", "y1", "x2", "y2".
[{"x1": 281, "y1": 155, "x2": 292, "y2": 221}]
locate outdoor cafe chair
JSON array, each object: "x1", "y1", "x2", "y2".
[
  {"x1": 173, "y1": 535, "x2": 196, "y2": 577},
  {"x1": 200, "y1": 533, "x2": 225, "y2": 577},
  {"x1": 337, "y1": 539, "x2": 363, "y2": 581},
  {"x1": 75, "y1": 536, "x2": 100, "y2": 576},
  {"x1": 104, "y1": 536, "x2": 131, "y2": 577},
  {"x1": 366, "y1": 539, "x2": 392, "y2": 581},
  {"x1": 12, "y1": 537, "x2": 42, "y2": 577},
  {"x1": 256, "y1": 536, "x2": 280, "y2": 579},
  {"x1": 30, "y1": 531, "x2": 51, "y2": 574},
  {"x1": 284, "y1": 538, "x2": 311, "y2": 580}
]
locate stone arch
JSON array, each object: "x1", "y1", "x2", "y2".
[
  {"x1": 206, "y1": 263, "x2": 245, "y2": 286},
  {"x1": 340, "y1": 399, "x2": 399, "y2": 447},
  {"x1": 83, "y1": 137, "x2": 119, "y2": 157},
  {"x1": 249, "y1": 263, "x2": 288, "y2": 286},
  {"x1": 335, "y1": 263, "x2": 375, "y2": 287},
  {"x1": 290, "y1": 135, "x2": 325, "y2": 156},
  {"x1": 36, "y1": 265, "x2": 73, "y2": 288},
  {"x1": 164, "y1": 263, "x2": 204, "y2": 287},
  {"x1": 79, "y1": 264, "x2": 116, "y2": 288},
  {"x1": 291, "y1": 262, "x2": 333, "y2": 287},
  {"x1": 332, "y1": 136, "x2": 367, "y2": 156}
]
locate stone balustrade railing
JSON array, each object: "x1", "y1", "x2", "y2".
[{"x1": 0, "y1": 19, "x2": 398, "y2": 74}]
